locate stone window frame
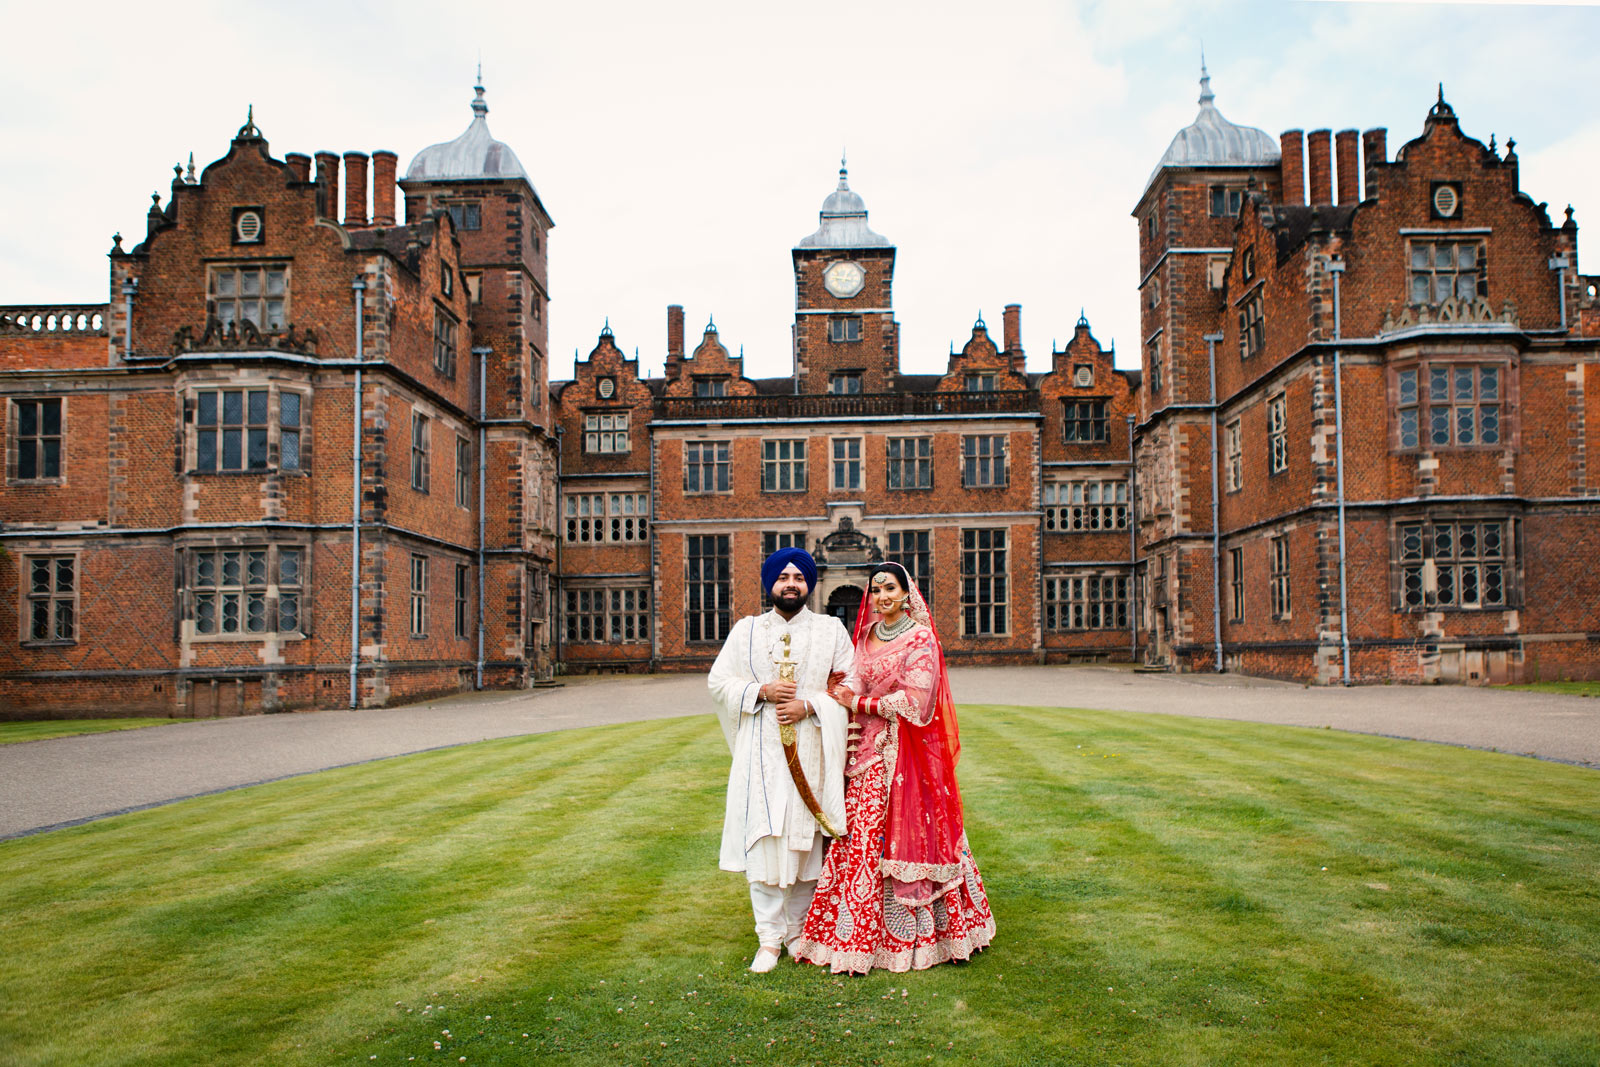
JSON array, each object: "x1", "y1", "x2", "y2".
[
  {"x1": 433, "y1": 305, "x2": 458, "y2": 378},
  {"x1": 887, "y1": 530, "x2": 934, "y2": 609},
  {"x1": 446, "y1": 202, "x2": 481, "y2": 231},
  {"x1": 960, "y1": 527, "x2": 1009, "y2": 637},
  {"x1": 685, "y1": 534, "x2": 731, "y2": 644},
  {"x1": 961, "y1": 434, "x2": 1009, "y2": 489},
  {"x1": 455, "y1": 562, "x2": 471, "y2": 640},
  {"x1": 1224, "y1": 418, "x2": 1243, "y2": 492},
  {"x1": 1043, "y1": 571, "x2": 1129, "y2": 632},
  {"x1": 411, "y1": 411, "x2": 431, "y2": 493},
  {"x1": 1269, "y1": 534, "x2": 1291, "y2": 620},
  {"x1": 828, "y1": 370, "x2": 863, "y2": 395},
  {"x1": 1393, "y1": 359, "x2": 1507, "y2": 452},
  {"x1": 1407, "y1": 236, "x2": 1487, "y2": 306},
  {"x1": 207, "y1": 262, "x2": 290, "y2": 334},
  {"x1": 684, "y1": 440, "x2": 732, "y2": 495},
  {"x1": 20, "y1": 552, "x2": 78, "y2": 646},
  {"x1": 1229, "y1": 546, "x2": 1244, "y2": 622},
  {"x1": 410, "y1": 554, "x2": 429, "y2": 637},
  {"x1": 182, "y1": 541, "x2": 307, "y2": 641},
  {"x1": 693, "y1": 376, "x2": 728, "y2": 398},
  {"x1": 1237, "y1": 287, "x2": 1265, "y2": 360},
  {"x1": 455, "y1": 435, "x2": 472, "y2": 509},
  {"x1": 965, "y1": 372, "x2": 997, "y2": 392},
  {"x1": 761, "y1": 438, "x2": 808, "y2": 493},
  {"x1": 1146, "y1": 334, "x2": 1163, "y2": 394},
  {"x1": 584, "y1": 410, "x2": 631, "y2": 454},
  {"x1": 1209, "y1": 185, "x2": 1244, "y2": 218},
  {"x1": 1394, "y1": 515, "x2": 1517, "y2": 613},
  {"x1": 829, "y1": 316, "x2": 862, "y2": 344},
  {"x1": 830, "y1": 436, "x2": 862, "y2": 491},
  {"x1": 564, "y1": 585, "x2": 651, "y2": 644},
  {"x1": 187, "y1": 384, "x2": 308, "y2": 475},
  {"x1": 1062, "y1": 397, "x2": 1109, "y2": 443},
  {"x1": 1267, "y1": 393, "x2": 1288, "y2": 475},
  {"x1": 885, "y1": 436, "x2": 933, "y2": 491},
  {"x1": 1043, "y1": 479, "x2": 1128, "y2": 533},
  {"x1": 564, "y1": 491, "x2": 649, "y2": 544},
  {"x1": 8, "y1": 396, "x2": 64, "y2": 484}
]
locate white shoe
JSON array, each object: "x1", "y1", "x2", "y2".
[{"x1": 749, "y1": 947, "x2": 781, "y2": 974}]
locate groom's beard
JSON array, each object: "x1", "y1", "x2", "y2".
[{"x1": 772, "y1": 590, "x2": 806, "y2": 613}]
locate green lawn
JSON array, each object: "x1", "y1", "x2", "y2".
[
  {"x1": 2, "y1": 706, "x2": 1597, "y2": 1066},
  {"x1": 1502, "y1": 680, "x2": 1600, "y2": 698},
  {"x1": 0, "y1": 718, "x2": 185, "y2": 744}
]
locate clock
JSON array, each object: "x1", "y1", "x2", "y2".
[
  {"x1": 824, "y1": 261, "x2": 865, "y2": 299},
  {"x1": 598, "y1": 377, "x2": 615, "y2": 399}
]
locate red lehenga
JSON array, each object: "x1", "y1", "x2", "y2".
[{"x1": 790, "y1": 574, "x2": 995, "y2": 974}]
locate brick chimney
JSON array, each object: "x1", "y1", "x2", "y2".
[
  {"x1": 1002, "y1": 304, "x2": 1023, "y2": 370},
  {"x1": 1335, "y1": 129, "x2": 1360, "y2": 205},
  {"x1": 665, "y1": 304, "x2": 685, "y2": 381},
  {"x1": 1307, "y1": 130, "x2": 1333, "y2": 206},
  {"x1": 1279, "y1": 130, "x2": 1305, "y2": 206},
  {"x1": 285, "y1": 153, "x2": 312, "y2": 183},
  {"x1": 314, "y1": 151, "x2": 339, "y2": 221},
  {"x1": 343, "y1": 152, "x2": 369, "y2": 227},
  {"x1": 1362, "y1": 128, "x2": 1388, "y2": 198},
  {"x1": 371, "y1": 151, "x2": 397, "y2": 226}
]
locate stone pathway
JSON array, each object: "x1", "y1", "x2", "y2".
[{"x1": 3, "y1": 666, "x2": 1596, "y2": 839}]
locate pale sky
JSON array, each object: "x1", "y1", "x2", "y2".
[{"x1": 3, "y1": 0, "x2": 1597, "y2": 380}]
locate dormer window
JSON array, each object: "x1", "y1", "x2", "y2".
[
  {"x1": 441, "y1": 264, "x2": 454, "y2": 298},
  {"x1": 1241, "y1": 246, "x2": 1256, "y2": 282},
  {"x1": 693, "y1": 377, "x2": 727, "y2": 398},
  {"x1": 966, "y1": 373, "x2": 996, "y2": 392}
]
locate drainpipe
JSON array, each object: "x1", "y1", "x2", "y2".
[
  {"x1": 1204, "y1": 331, "x2": 1225, "y2": 673},
  {"x1": 1548, "y1": 254, "x2": 1570, "y2": 331},
  {"x1": 349, "y1": 276, "x2": 366, "y2": 708},
  {"x1": 1329, "y1": 258, "x2": 1352, "y2": 686},
  {"x1": 553, "y1": 423, "x2": 565, "y2": 668},
  {"x1": 648, "y1": 426, "x2": 660, "y2": 668},
  {"x1": 120, "y1": 276, "x2": 138, "y2": 357},
  {"x1": 473, "y1": 345, "x2": 492, "y2": 690},
  {"x1": 1126, "y1": 414, "x2": 1139, "y2": 663}
]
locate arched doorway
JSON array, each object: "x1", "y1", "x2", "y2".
[{"x1": 827, "y1": 585, "x2": 863, "y2": 635}]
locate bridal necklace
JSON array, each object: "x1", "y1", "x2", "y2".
[{"x1": 874, "y1": 611, "x2": 916, "y2": 641}]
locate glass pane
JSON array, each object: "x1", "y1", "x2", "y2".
[
  {"x1": 1461, "y1": 565, "x2": 1479, "y2": 605},
  {"x1": 222, "y1": 593, "x2": 240, "y2": 632},
  {"x1": 18, "y1": 442, "x2": 35, "y2": 480},
  {"x1": 1457, "y1": 276, "x2": 1476, "y2": 302},
  {"x1": 53, "y1": 600, "x2": 73, "y2": 640},
  {"x1": 1434, "y1": 275, "x2": 1452, "y2": 303},
  {"x1": 1429, "y1": 369, "x2": 1450, "y2": 403},
  {"x1": 196, "y1": 554, "x2": 215, "y2": 587},
  {"x1": 1480, "y1": 368, "x2": 1499, "y2": 400},
  {"x1": 281, "y1": 430, "x2": 300, "y2": 469},
  {"x1": 1411, "y1": 245, "x2": 1430, "y2": 270},
  {"x1": 1484, "y1": 565, "x2": 1503, "y2": 604},
  {"x1": 198, "y1": 392, "x2": 217, "y2": 426},
  {"x1": 42, "y1": 401, "x2": 60, "y2": 436},
  {"x1": 31, "y1": 559, "x2": 50, "y2": 594},
  {"x1": 17, "y1": 402, "x2": 37, "y2": 436},
  {"x1": 246, "y1": 593, "x2": 266, "y2": 632},
  {"x1": 1458, "y1": 525, "x2": 1478, "y2": 559},
  {"x1": 1433, "y1": 525, "x2": 1453, "y2": 559},
  {"x1": 280, "y1": 594, "x2": 298, "y2": 632},
  {"x1": 42, "y1": 439, "x2": 60, "y2": 477},
  {"x1": 1456, "y1": 405, "x2": 1475, "y2": 445},
  {"x1": 240, "y1": 270, "x2": 260, "y2": 297},
  {"x1": 1398, "y1": 369, "x2": 1417, "y2": 405},
  {"x1": 221, "y1": 551, "x2": 241, "y2": 585},
  {"x1": 1454, "y1": 368, "x2": 1474, "y2": 401},
  {"x1": 247, "y1": 391, "x2": 268, "y2": 424},
  {"x1": 223, "y1": 391, "x2": 244, "y2": 424},
  {"x1": 1399, "y1": 409, "x2": 1418, "y2": 448},
  {"x1": 55, "y1": 558, "x2": 73, "y2": 592},
  {"x1": 1411, "y1": 276, "x2": 1430, "y2": 304},
  {"x1": 1436, "y1": 244, "x2": 1455, "y2": 270},
  {"x1": 1480, "y1": 406, "x2": 1499, "y2": 444},
  {"x1": 197, "y1": 432, "x2": 217, "y2": 472},
  {"x1": 223, "y1": 428, "x2": 242, "y2": 469},
  {"x1": 214, "y1": 271, "x2": 235, "y2": 296},
  {"x1": 1400, "y1": 526, "x2": 1423, "y2": 560},
  {"x1": 196, "y1": 598, "x2": 215, "y2": 634},
  {"x1": 246, "y1": 551, "x2": 267, "y2": 585},
  {"x1": 1436, "y1": 566, "x2": 1455, "y2": 605},
  {"x1": 1430, "y1": 408, "x2": 1450, "y2": 446},
  {"x1": 217, "y1": 303, "x2": 236, "y2": 328},
  {"x1": 1483, "y1": 523, "x2": 1503, "y2": 557},
  {"x1": 248, "y1": 428, "x2": 268, "y2": 469},
  {"x1": 266, "y1": 270, "x2": 286, "y2": 296},
  {"x1": 1458, "y1": 244, "x2": 1476, "y2": 270},
  {"x1": 266, "y1": 300, "x2": 284, "y2": 329}
]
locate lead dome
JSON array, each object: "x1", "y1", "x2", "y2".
[
  {"x1": 1145, "y1": 65, "x2": 1279, "y2": 194},
  {"x1": 405, "y1": 80, "x2": 533, "y2": 186}
]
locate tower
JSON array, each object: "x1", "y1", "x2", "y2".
[{"x1": 791, "y1": 160, "x2": 898, "y2": 394}]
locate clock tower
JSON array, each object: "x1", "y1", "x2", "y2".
[{"x1": 792, "y1": 161, "x2": 898, "y2": 394}]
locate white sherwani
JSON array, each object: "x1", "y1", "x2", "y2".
[{"x1": 709, "y1": 606, "x2": 853, "y2": 886}]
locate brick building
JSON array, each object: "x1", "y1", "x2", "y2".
[
  {"x1": 0, "y1": 83, "x2": 558, "y2": 716},
  {"x1": 1132, "y1": 71, "x2": 1600, "y2": 683},
  {"x1": 5, "y1": 71, "x2": 1599, "y2": 717}
]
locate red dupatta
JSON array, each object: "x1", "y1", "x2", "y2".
[{"x1": 850, "y1": 565, "x2": 965, "y2": 907}]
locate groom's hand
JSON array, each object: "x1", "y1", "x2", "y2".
[
  {"x1": 774, "y1": 699, "x2": 811, "y2": 725},
  {"x1": 761, "y1": 680, "x2": 797, "y2": 703}
]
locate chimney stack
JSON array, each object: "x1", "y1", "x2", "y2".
[
  {"x1": 666, "y1": 305, "x2": 685, "y2": 380},
  {"x1": 285, "y1": 153, "x2": 312, "y2": 183},
  {"x1": 1002, "y1": 304, "x2": 1022, "y2": 366},
  {"x1": 1362, "y1": 128, "x2": 1388, "y2": 198},
  {"x1": 1335, "y1": 129, "x2": 1360, "y2": 205},
  {"x1": 343, "y1": 152, "x2": 369, "y2": 227},
  {"x1": 314, "y1": 151, "x2": 339, "y2": 221},
  {"x1": 1280, "y1": 130, "x2": 1306, "y2": 206},
  {"x1": 371, "y1": 151, "x2": 397, "y2": 226},
  {"x1": 1307, "y1": 130, "x2": 1333, "y2": 206}
]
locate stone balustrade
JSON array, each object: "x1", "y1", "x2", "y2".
[{"x1": 0, "y1": 305, "x2": 109, "y2": 335}]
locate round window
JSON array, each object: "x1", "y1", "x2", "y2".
[
  {"x1": 1433, "y1": 185, "x2": 1459, "y2": 218},
  {"x1": 235, "y1": 210, "x2": 263, "y2": 242}
]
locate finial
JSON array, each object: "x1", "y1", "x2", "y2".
[
  {"x1": 1077, "y1": 308, "x2": 1090, "y2": 328},
  {"x1": 173, "y1": 163, "x2": 183, "y2": 180},
  {"x1": 975, "y1": 311, "x2": 986, "y2": 331},
  {"x1": 185, "y1": 152, "x2": 196, "y2": 183},
  {"x1": 111, "y1": 232, "x2": 123, "y2": 252},
  {"x1": 471, "y1": 68, "x2": 488, "y2": 118},
  {"x1": 1566, "y1": 204, "x2": 1576, "y2": 225},
  {"x1": 1438, "y1": 82, "x2": 1445, "y2": 105},
  {"x1": 150, "y1": 191, "x2": 162, "y2": 210},
  {"x1": 601, "y1": 316, "x2": 613, "y2": 338},
  {"x1": 739, "y1": 344, "x2": 745, "y2": 358},
  {"x1": 1198, "y1": 57, "x2": 1214, "y2": 107},
  {"x1": 1505, "y1": 136, "x2": 1516, "y2": 158},
  {"x1": 706, "y1": 314, "x2": 717, "y2": 333},
  {"x1": 236, "y1": 105, "x2": 261, "y2": 140}
]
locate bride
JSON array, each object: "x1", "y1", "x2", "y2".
[{"x1": 790, "y1": 561, "x2": 995, "y2": 973}]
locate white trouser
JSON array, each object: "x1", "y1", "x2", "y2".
[{"x1": 749, "y1": 878, "x2": 816, "y2": 949}]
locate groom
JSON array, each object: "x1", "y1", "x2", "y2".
[{"x1": 708, "y1": 546, "x2": 853, "y2": 973}]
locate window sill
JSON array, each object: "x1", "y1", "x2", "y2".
[
  {"x1": 7, "y1": 478, "x2": 66, "y2": 487},
  {"x1": 20, "y1": 640, "x2": 77, "y2": 649},
  {"x1": 189, "y1": 468, "x2": 304, "y2": 476},
  {"x1": 684, "y1": 490, "x2": 735, "y2": 497},
  {"x1": 189, "y1": 632, "x2": 305, "y2": 643}
]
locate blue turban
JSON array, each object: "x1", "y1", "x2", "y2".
[{"x1": 762, "y1": 547, "x2": 817, "y2": 595}]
